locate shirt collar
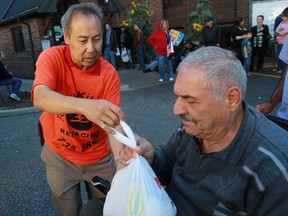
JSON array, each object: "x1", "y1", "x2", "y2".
[{"x1": 64, "y1": 46, "x2": 100, "y2": 75}]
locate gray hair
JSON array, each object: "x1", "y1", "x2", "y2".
[
  {"x1": 177, "y1": 46, "x2": 247, "y2": 99},
  {"x1": 61, "y1": 2, "x2": 104, "y2": 36}
]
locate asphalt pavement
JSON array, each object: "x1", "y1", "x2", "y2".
[{"x1": 0, "y1": 63, "x2": 282, "y2": 215}]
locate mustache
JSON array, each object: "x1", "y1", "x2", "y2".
[{"x1": 180, "y1": 115, "x2": 197, "y2": 124}]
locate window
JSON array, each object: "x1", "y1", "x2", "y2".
[{"x1": 11, "y1": 26, "x2": 25, "y2": 52}]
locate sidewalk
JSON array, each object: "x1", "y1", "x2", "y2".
[
  {"x1": 0, "y1": 68, "x2": 165, "y2": 117},
  {"x1": 20, "y1": 68, "x2": 165, "y2": 93}
]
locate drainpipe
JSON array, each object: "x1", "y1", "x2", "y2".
[{"x1": 17, "y1": 18, "x2": 36, "y2": 71}]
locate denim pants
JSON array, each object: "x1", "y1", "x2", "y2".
[
  {"x1": 104, "y1": 47, "x2": 117, "y2": 68},
  {"x1": 0, "y1": 77, "x2": 22, "y2": 95},
  {"x1": 148, "y1": 60, "x2": 158, "y2": 70},
  {"x1": 243, "y1": 54, "x2": 252, "y2": 74},
  {"x1": 136, "y1": 46, "x2": 145, "y2": 69},
  {"x1": 156, "y1": 54, "x2": 174, "y2": 80},
  {"x1": 277, "y1": 44, "x2": 287, "y2": 71}
]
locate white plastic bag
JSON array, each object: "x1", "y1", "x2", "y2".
[
  {"x1": 104, "y1": 155, "x2": 177, "y2": 216},
  {"x1": 116, "y1": 47, "x2": 121, "y2": 56},
  {"x1": 121, "y1": 47, "x2": 130, "y2": 63},
  {"x1": 103, "y1": 121, "x2": 177, "y2": 216}
]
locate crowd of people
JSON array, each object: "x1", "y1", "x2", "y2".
[
  {"x1": 101, "y1": 8, "x2": 288, "y2": 83},
  {"x1": 229, "y1": 8, "x2": 288, "y2": 76}
]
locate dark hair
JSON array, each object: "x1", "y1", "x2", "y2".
[
  {"x1": 184, "y1": 39, "x2": 192, "y2": 45},
  {"x1": 61, "y1": 2, "x2": 103, "y2": 36},
  {"x1": 234, "y1": 17, "x2": 244, "y2": 26},
  {"x1": 283, "y1": 7, "x2": 288, "y2": 13},
  {"x1": 257, "y1": 15, "x2": 264, "y2": 20},
  {"x1": 282, "y1": 10, "x2": 288, "y2": 17}
]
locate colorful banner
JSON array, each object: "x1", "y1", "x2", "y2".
[{"x1": 170, "y1": 29, "x2": 185, "y2": 46}]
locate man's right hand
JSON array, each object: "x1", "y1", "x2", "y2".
[
  {"x1": 33, "y1": 85, "x2": 125, "y2": 134},
  {"x1": 120, "y1": 134, "x2": 155, "y2": 165},
  {"x1": 256, "y1": 102, "x2": 274, "y2": 115},
  {"x1": 81, "y1": 99, "x2": 125, "y2": 134}
]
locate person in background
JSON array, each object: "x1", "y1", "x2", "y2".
[
  {"x1": 275, "y1": 9, "x2": 288, "y2": 74},
  {"x1": 250, "y1": 15, "x2": 270, "y2": 73},
  {"x1": 32, "y1": 3, "x2": 125, "y2": 215},
  {"x1": 148, "y1": 19, "x2": 174, "y2": 82},
  {"x1": 241, "y1": 31, "x2": 253, "y2": 76},
  {"x1": 230, "y1": 17, "x2": 246, "y2": 63},
  {"x1": 182, "y1": 39, "x2": 199, "y2": 59},
  {"x1": 118, "y1": 24, "x2": 135, "y2": 70},
  {"x1": 272, "y1": 7, "x2": 288, "y2": 72},
  {"x1": 133, "y1": 23, "x2": 146, "y2": 70},
  {"x1": 121, "y1": 46, "x2": 288, "y2": 215},
  {"x1": 103, "y1": 22, "x2": 118, "y2": 69},
  {"x1": 201, "y1": 16, "x2": 221, "y2": 47},
  {"x1": 257, "y1": 36, "x2": 288, "y2": 119},
  {"x1": 0, "y1": 51, "x2": 22, "y2": 101}
]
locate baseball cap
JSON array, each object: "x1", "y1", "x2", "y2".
[{"x1": 204, "y1": 16, "x2": 213, "y2": 22}]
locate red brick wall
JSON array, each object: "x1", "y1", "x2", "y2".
[
  {"x1": 163, "y1": 0, "x2": 249, "y2": 30},
  {"x1": 163, "y1": 0, "x2": 250, "y2": 46},
  {"x1": 0, "y1": 16, "x2": 46, "y2": 79}
]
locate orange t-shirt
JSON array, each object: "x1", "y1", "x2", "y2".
[{"x1": 32, "y1": 46, "x2": 121, "y2": 165}]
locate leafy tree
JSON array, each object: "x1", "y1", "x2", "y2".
[{"x1": 186, "y1": 0, "x2": 214, "y2": 43}]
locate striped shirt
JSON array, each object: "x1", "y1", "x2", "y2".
[{"x1": 253, "y1": 27, "x2": 263, "y2": 47}]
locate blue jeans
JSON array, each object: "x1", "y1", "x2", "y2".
[
  {"x1": 136, "y1": 46, "x2": 145, "y2": 69},
  {"x1": 243, "y1": 54, "x2": 252, "y2": 74},
  {"x1": 156, "y1": 54, "x2": 174, "y2": 80},
  {"x1": 147, "y1": 60, "x2": 158, "y2": 70},
  {"x1": 104, "y1": 47, "x2": 117, "y2": 68},
  {"x1": 0, "y1": 77, "x2": 22, "y2": 95},
  {"x1": 125, "y1": 49, "x2": 135, "y2": 69},
  {"x1": 277, "y1": 44, "x2": 287, "y2": 71}
]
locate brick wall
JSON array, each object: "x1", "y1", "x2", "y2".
[
  {"x1": 0, "y1": 16, "x2": 46, "y2": 79},
  {"x1": 164, "y1": 0, "x2": 250, "y2": 45}
]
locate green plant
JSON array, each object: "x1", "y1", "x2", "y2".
[
  {"x1": 187, "y1": 0, "x2": 214, "y2": 43},
  {"x1": 120, "y1": 1, "x2": 154, "y2": 62}
]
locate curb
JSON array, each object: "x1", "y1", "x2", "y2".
[
  {"x1": 0, "y1": 84, "x2": 130, "y2": 117},
  {"x1": 0, "y1": 106, "x2": 41, "y2": 117}
]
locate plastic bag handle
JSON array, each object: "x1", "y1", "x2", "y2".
[{"x1": 110, "y1": 121, "x2": 137, "y2": 148}]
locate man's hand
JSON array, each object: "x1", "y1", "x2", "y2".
[
  {"x1": 256, "y1": 102, "x2": 274, "y2": 115},
  {"x1": 120, "y1": 134, "x2": 155, "y2": 165},
  {"x1": 81, "y1": 99, "x2": 125, "y2": 134}
]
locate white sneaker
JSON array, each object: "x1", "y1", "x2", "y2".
[
  {"x1": 159, "y1": 79, "x2": 164, "y2": 82},
  {"x1": 169, "y1": 78, "x2": 174, "y2": 81},
  {"x1": 10, "y1": 93, "x2": 21, "y2": 101}
]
